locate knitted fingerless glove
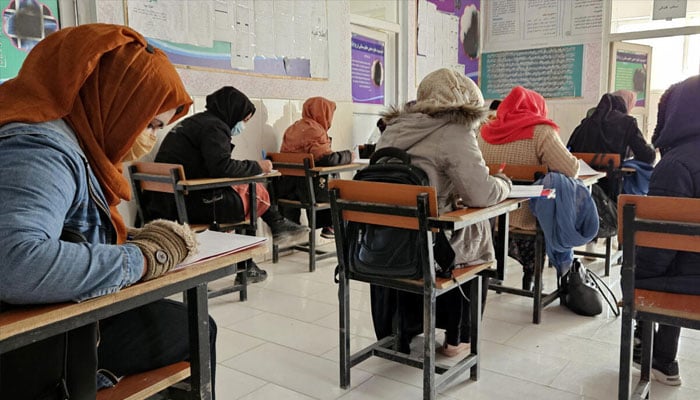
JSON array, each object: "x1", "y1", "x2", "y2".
[{"x1": 129, "y1": 219, "x2": 198, "y2": 281}]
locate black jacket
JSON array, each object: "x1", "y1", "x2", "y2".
[
  {"x1": 567, "y1": 94, "x2": 655, "y2": 163},
  {"x1": 148, "y1": 111, "x2": 261, "y2": 224}
]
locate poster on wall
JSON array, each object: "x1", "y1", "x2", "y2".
[
  {"x1": 0, "y1": 0, "x2": 59, "y2": 82},
  {"x1": 483, "y1": 0, "x2": 603, "y2": 53},
  {"x1": 609, "y1": 42, "x2": 652, "y2": 108},
  {"x1": 418, "y1": 0, "x2": 480, "y2": 83},
  {"x1": 351, "y1": 34, "x2": 385, "y2": 105},
  {"x1": 126, "y1": 0, "x2": 329, "y2": 79},
  {"x1": 481, "y1": 45, "x2": 583, "y2": 99}
]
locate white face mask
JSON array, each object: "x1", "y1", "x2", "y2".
[
  {"x1": 123, "y1": 131, "x2": 157, "y2": 162},
  {"x1": 231, "y1": 121, "x2": 245, "y2": 136}
]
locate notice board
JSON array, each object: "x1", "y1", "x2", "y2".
[
  {"x1": 123, "y1": 0, "x2": 329, "y2": 79},
  {"x1": 481, "y1": 44, "x2": 584, "y2": 99}
]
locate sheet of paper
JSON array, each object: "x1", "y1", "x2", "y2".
[
  {"x1": 177, "y1": 230, "x2": 267, "y2": 268},
  {"x1": 508, "y1": 185, "x2": 555, "y2": 198},
  {"x1": 578, "y1": 159, "x2": 600, "y2": 176}
]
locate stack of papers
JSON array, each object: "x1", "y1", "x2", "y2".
[
  {"x1": 177, "y1": 230, "x2": 267, "y2": 268},
  {"x1": 578, "y1": 159, "x2": 600, "y2": 176},
  {"x1": 508, "y1": 185, "x2": 556, "y2": 199}
]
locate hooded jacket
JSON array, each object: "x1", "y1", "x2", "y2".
[
  {"x1": 377, "y1": 69, "x2": 511, "y2": 265},
  {"x1": 281, "y1": 97, "x2": 352, "y2": 166},
  {"x1": 150, "y1": 87, "x2": 261, "y2": 223},
  {"x1": 636, "y1": 75, "x2": 700, "y2": 294}
]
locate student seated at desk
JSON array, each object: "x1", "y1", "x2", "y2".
[
  {"x1": 629, "y1": 75, "x2": 700, "y2": 386},
  {"x1": 277, "y1": 96, "x2": 354, "y2": 239},
  {"x1": 376, "y1": 68, "x2": 511, "y2": 356},
  {"x1": 0, "y1": 24, "x2": 212, "y2": 399},
  {"x1": 567, "y1": 90, "x2": 655, "y2": 199},
  {"x1": 149, "y1": 86, "x2": 308, "y2": 283},
  {"x1": 479, "y1": 86, "x2": 579, "y2": 290}
]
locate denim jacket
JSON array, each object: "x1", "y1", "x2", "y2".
[{"x1": 0, "y1": 120, "x2": 143, "y2": 303}]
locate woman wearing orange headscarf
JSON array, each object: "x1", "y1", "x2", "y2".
[
  {"x1": 278, "y1": 96, "x2": 354, "y2": 238},
  {"x1": 479, "y1": 86, "x2": 579, "y2": 290},
  {"x1": 0, "y1": 24, "x2": 215, "y2": 398}
]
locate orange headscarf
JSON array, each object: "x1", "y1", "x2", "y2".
[
  {"x1": 480, "y1": 86, "x2": 558, "y2": 145},
  {"x1": 0, "y1": 24, "x2": 192, "y2": 243},
  {"x1": 281, "y1": 97, "x2": 336, "y2": 160}
]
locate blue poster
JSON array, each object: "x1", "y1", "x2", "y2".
[{"x1": 351, "y1": 34, "x2": 385, "y2": 105}]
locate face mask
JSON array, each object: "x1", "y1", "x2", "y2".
[
  {"x1": 123, "y1": 131, "x2": 157, "y2": 162},
  {"x1": 231, "y1": 121, "x2": 245, "y2": 136}
]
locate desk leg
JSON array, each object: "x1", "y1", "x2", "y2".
[
  {"x1": 495, "y1": 214, "x2": 509, "y2": 281},
  {"x1": 187, "y1": 283, "x2": 213, "y2": 400}
]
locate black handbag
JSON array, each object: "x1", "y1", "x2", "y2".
[{"x1": 560, "y1": 259, "x2": 619, "y2": 317}]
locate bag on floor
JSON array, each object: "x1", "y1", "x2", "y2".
[
  {"x1": 591, "y1": 184, "x2": 617, "y2": 238},
  {"x1": 560, "y1": 259, "x2": 619, "y2": 317},
  {"x1": 346, "y1": 147, "x2": 455, "y2": 279}
]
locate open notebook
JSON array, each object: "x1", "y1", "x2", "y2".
[{"x1": 177, "y1": 230, "x2": 267, "y2": 268}]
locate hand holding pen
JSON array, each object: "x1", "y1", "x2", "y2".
[{"x1": 257, "y1": 149, "x2": 273, "y2": 173}]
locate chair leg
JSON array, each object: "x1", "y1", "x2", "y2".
[
  {"x1": 272, "y1": 243, "x2": 279, "y2": 263},
  {"x1": 238, "y1": 260, "x2": 248, "y2": 302},
  {"x1": 532, "y1": 232, "x2": 544, "y2": 324},
  {"x1": 618, "y1": 308, "x2": 634, "y2": 399},
  {"x1": 423, "y1": 285, "x2": 436, "y2": 400},
  {"x1": 640, "y1": 321, "x2": 653, "y2": 388},
  {"x1": 308, "y1": 208, "x2": 316, "y2": 272},
  {"x1": 469, "y1": 276, "x2": 482, "y2": 381},
  {"x1": 339, "y1": 268, "x2": 351, "y2": 389},
  {"x1": 604, "y1": 237, "x2": 612, "y2": 276}
]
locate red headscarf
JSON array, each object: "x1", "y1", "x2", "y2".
[
  {"x1": 281, "y1": 97, "x2": 336, "y2": 160},
  {"x1": 0, "y1": 24, "x2": 192, "y2": 243},
  {"x1": 480, "y1": 86, "x2": 558, "y2": 144}
]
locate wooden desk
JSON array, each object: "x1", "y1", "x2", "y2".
[
  {"x1": 175, "y1": 172, "x2": 279, "y2": 299},
  {"x1": 0, "y1": 244, "x2": 266, "y2": 399},
  {"x1": 310, "y1": 163, "x2": 366, "y2": 175},
  {"x1": 430, "y1": 198, "x2": 526, "y2": 294},
  {"x1": 176, "y1": 171, "x2": 281, "y2": 192},
  {"x1": 579, "y1": 172, "x2": 607, "y2": 187}
]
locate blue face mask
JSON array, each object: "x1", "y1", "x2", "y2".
[{"x1": 231, "y1": 121, "x2": 245, "y2": 136}]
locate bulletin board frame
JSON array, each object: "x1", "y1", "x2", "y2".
[{"x1": 122, "y1": 0, "x2": 330, "y2": 81}]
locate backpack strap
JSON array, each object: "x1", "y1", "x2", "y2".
[{"x1": 369, "y1": 147, "x2": 411, "y2": 165}]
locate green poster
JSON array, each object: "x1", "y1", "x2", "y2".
[
  {"x1": 613, "y1": 51, "x2": 648, "y2": 108},
  {"x1": 0, "y1": 0, "x2": 60, "y2": 83}
]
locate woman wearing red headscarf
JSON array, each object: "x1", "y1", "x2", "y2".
[
  {"x1": 479, "y1": 86, "x2": 579, "y2": 290},
  {"x1": 0, "y1": 24, "x2": 216, "y2": 398}
]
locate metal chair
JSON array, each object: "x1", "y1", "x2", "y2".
[
  {"x1": 618, "y1": 195, "x2": 700, "y2": 399},
  {"x1": 129, "y1": 162, "x2": 257, "y2": 300},
  {"x1": 330, "y1": 179, "x2": 489, "y2": 399}
]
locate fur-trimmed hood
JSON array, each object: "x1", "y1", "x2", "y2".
[{"x1": 381, "y1": 102, "x2": 487, "y2": 128}]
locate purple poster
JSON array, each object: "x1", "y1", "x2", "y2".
[
  {"x1": 351, "y1": 34, "x2": 385, "y2": 104},
  {"x1": 457, "y1": 0, "x2": 480, "y2": 83},
  {"x1": 427, "y1": 0, "x2": 455, "y2": 13}
]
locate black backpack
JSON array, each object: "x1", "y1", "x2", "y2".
[
  {"x1": 591, "y1": 184, "x2": 618, "y2": 238},
  {"x1": 346, "y1": 147, "x2": 455, "y2": 279}
]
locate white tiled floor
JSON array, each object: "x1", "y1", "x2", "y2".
[{"x1": 204, "y1": 243, "x2": 700, "y2": 400}]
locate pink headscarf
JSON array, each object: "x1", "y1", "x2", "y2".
[{"x1": 611, "y1": 90, "x2": 637, "y2": 114}]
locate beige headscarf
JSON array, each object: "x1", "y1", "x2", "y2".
[
  {"x1": 611, "y1": 90, "x2": 637, "y2": 114},
  {"x1": 416, "y1": 68, "x2": 484, "y2": 108}
]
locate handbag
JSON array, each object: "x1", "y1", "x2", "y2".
[{"x1": 560, "y1": 259, "x2": 620, "y2": 317}]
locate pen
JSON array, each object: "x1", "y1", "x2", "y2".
[
  {"x1": 498, "y1": 162, "x2": 506, "y2": 174},
  {"x1": 261, "y1": 149, "x2": 267, "y2": 160}
]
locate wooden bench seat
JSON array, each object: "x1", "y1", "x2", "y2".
[
  {"x1": 96, "y1": 361, "x2": 190, "y2": 400},
  {"x1": 400, "y1": 262, "x2": 493, "y2": 290},
  {"x1": 635, "y1": 289, "x2": 700, "y2": 321}
]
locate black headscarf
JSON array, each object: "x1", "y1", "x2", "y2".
[
  {"x1": 567, "y1": 94, "x2": 634, "y2": 157},
  {"x1": 652, "y1": 75, "x2": 700, "y2": 154},
  {"x1": 205, "y1": 86, "x2": 256, "y2": 129}
]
